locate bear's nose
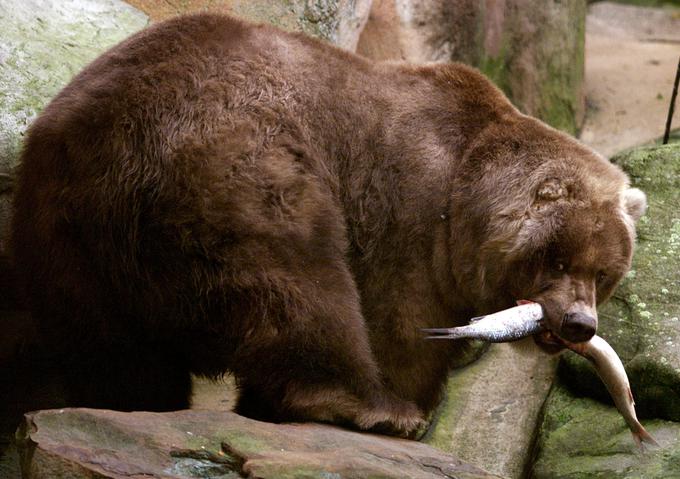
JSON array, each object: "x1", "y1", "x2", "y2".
[{"x1": 560, "y1": 312, "x2": 596, "y2": 343}]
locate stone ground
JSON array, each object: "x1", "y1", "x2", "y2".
[{"x1": 18, "y1": 408, "x2": 505, "y2": 479}]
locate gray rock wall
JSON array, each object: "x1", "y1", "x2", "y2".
[
  {"x1": 356, "y1": 0, "x2": 586, "y2": 135},
  {"x1": 0, "y1": 0, "x2": 149, "y2": 260}
]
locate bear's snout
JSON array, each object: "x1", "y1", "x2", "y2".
[{"x1": 559, "y1": 312, "x2": 597, "y2": 343}]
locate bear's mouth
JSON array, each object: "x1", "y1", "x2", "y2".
[{"x1": 533, "y1": 329, "x2": 567, "y2": 354}]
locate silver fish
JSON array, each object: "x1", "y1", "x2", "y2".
[
  {"x1": 424, "y1": 303, "x2": 659, "y2": 448},
  {"x1": 422, "y1": 302, "x2": 544, "y2": 342},
  {"x1": 564, "y1": 335, "x2": 659, "y2": 449}
]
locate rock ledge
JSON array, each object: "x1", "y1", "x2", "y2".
[{"x1": 17, "y1": 408, "x2": 505, "y2": 479}]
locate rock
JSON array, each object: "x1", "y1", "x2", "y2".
[
  {"x1": 425, "y1": 340, "x2": 558, "y2": 479},
  {"x1": 479, "y1": 0, "x2": 587, "y2": 135},
  {"x1": 126, "y1": 0, "x2": 372, "y2": 52},
  {"x1": 530, "y1": 383, "x2": 680, "y2": 479},
  {"x1": 0, "y1": 0, "x2": 147, "y2": 260},
  {"x1": 191, "y1": 376, "x2": 238, "y2": 412},
  {"x1": 532, "y1": 144, "x2": 680, "y2": 477},
  {"x1": 559, "y1": 144, "x2": 680, "y2": 421},
  {"x1": 356, "y1": 0, "x2": 481, "y2": 64},
  {"x1": 356, "y1": 0, "x2": 586, "y2": 134},
  {"x1": 17, "y1": 408, "x2": 505, "y2": 479}
]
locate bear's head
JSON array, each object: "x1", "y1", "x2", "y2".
[
  {"x1": 516, "y1": 179, "x2": 646, "y2": 349},
  {"x1": 450, "y1": 115, "x2": 646, "y2": 348}
]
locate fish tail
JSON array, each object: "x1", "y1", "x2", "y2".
[{"x1": 632, "y1": 423, "x2": 660, "y2": 450}]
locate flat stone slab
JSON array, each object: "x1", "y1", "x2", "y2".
[
  {"x1": 17, "y1": 408, "x2": 505, "y2": 479},
  {"x1": 425, "y1": 340, "x2": 558, "y2": 479}
]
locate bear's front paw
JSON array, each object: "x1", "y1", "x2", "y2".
[{"x1": 355, "y1": 398, "x2": 425, "y2": 438}]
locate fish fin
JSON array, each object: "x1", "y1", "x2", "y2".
[
  {"x1": 469, "y1": 315, "x2": 484, "y2": 323},
  {"x1": 422, "y1": 328, "x2": 466, "y2": 340},
  {"x1": 632, "y1": 424, "x2": 660, "y2": 450},
  {"x1": 516, "y1": 299, "x2": 534, "y2": 305},
  {"x1": 628, "y1": 387, "x2": 635, "y2": 406},
  {"x1": 421, "y1": 328, "x2": 454, "y2": 334}
]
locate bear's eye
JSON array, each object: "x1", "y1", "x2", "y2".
[
  {"x1": 554, "y1": 261, "x2": 566, "y2": 272},
  {"x1": 596, "y1": 271, "x2": 607, "y2": 284}
]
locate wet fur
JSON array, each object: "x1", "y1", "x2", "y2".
[{"x1": 11, "y1": 14, "x2": 644, "y2": 433}]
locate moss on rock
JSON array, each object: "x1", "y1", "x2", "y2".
[
  {"x1": 534, "y1": 144, "x2": 680, "y2": 478},
  {"x1": 530, "y1": 384, "x2": 680, "y2": 479},
  {"x1": 560, "y1": 144, "x2": 680, "y2": 421},
  {"x1": 477, "y1": 0, "x2": 586, "y2": 135},
  {"x1": 0, "y1": 0, "x2": 148, "y2": 258}
]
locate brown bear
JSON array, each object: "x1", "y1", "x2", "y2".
[{"x1": 10, "y1": 13, "x2": 646, "y2": 436}]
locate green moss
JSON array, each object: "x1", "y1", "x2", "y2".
[
  {"x1": 478, "y1": 47, "x2": 511, "y2": 97},
  {"x1": 0, "y1": 0, "x2": 148, "y2": 172},
  {"x1": 229, "y1": 0, "x2": 299, "y2": 32},
  {"x1": 535, "y1": 1, "x2": 585, "y2": 135},
  {"x1": 297, "y1": 0, "x2": 340, "y2": 42},
  {"x1": 422, "y1": 368, "x2": 472, "y2": 452},
  {"x1": 219, "y1": 430, "x2": 270, "y2": 454},
  {"x1": 559, "y1": 144, "x2": 680, "y2": 421},
  {"x1": 249, "y1": 463, "x2": 344, "y2": 479},
  {"x1": 536, "y1": 144, "x2": 680, "y2": 477},
  {"x1": 475, "y1": 2, "x2": 585, "y2": 135},
  {"x1": 531, "y1": 384, "x2": 680, "y2": 479}
]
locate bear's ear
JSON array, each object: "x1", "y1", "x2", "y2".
[
  {"x1": 532, "y1": 178, "x2": 572, "y2": 211},
  {"x1": 536, "y1": 178, "x2": 568, "y2": 201},
  {"x1": 624, "y1": 188, "x2": 647, "y2": 223}
]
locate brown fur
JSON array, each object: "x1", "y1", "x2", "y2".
[{"x1": 10, "y1": 13, "x2": 645, "y2": 435}]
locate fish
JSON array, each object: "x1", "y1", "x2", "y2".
[
  {"x1": 424, "y1": 303, "x2": 659, "y2": 449},
  {"x1": 562, "y1": 335, "x2": 659, "y2": 449},
  {"x1": 422, "y1": 302, "x2": 544, "y2": 342}
]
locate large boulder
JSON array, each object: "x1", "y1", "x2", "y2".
[
  {"x1": 126, "y1": 0, "x2": 372, "y2": 52},
  {"x1": 16, "y1": 408, "x2": 504, "y2": 479},
  {"x1": 425, "y1": 341, "x2": 558, "y2": 479},
  {"x1": 356, "y1": 0, "x2": 586, "y2": 134},
  {"x1": 531, "y1": 143, "x2": 680, "y2": 477},
  {"x1": 530, "y1": 383, "x2": 680, "y2": 479},
  {"x1": 0, "y1": 0, "x2": 149, "y2": 259}
]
